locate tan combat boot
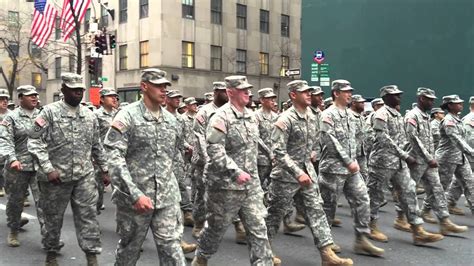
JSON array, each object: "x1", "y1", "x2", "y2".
[
  {"x1": 273, "y1": 256, "x2": 282, "y2": 266},
  {"x1": 192, "y1": 221, "x2": 204, "y2": 239},
  {"x1": 294, "y1": 211, "x2": 305, "y2": 224},
  {"x1": 283, "y1": 220, "x2": 306, "y2": 234},
  {"x1": 354, "y1": 234, "x2": 385, "y2": 257},
  {"x1": 393, "y1": 212, "x2": 412, "y2": 232},
  {"x1": 183, "y1": 211, "x2": 195, "y2": 227},
  {"x1": 439, "y1": 218, "x2": 468, "y2": 235},
  {"x1": 7, "y1": 231, "x2": 20, "y2": 247},
  {"x1": 0, "y1": 187, "x2": 5, "y2": 197},
  {"x1": 448, "y1": 204, "x2": 465, "y2": 216},
  {"x1": 181, "y1": 240, "x2": 197, "y2": 254},
  {"x1": 234, "y1": 221, "x2": 247, "y2": 244},
  {"x1": 191, "y1": 256, "x2": 208, "y2": 266},
  {"x1": 330, "y1": 243, "x2": 342, "y2": 253},
  {"x1": 86, "y1": 253, "x2": 98, "y2": 266},
  {"x1": 320, "y1": 244, "x2": 353, "y2": 266},
  {"x1": 45, "y1": 252, "x2": 58, "y2": 266},
  {"x1": 411, "y1": 224, "x2": 444, "y2": 245},
  {"x1": 369, "y1": 220, "x2": 388, "y2": 242},
  {"x1": 20, "y1": 217, "x2": 29, "y2": 228},
  {"x1": 332, "y1": 217, "x2": 342, "y2": 227},
  {"x1": 421, "y1": 208, "x2": 437, "y2": 224}
]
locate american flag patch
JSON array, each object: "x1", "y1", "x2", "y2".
[{"x1": 35, "y1": 117, "x2": 46, "y2": 127}]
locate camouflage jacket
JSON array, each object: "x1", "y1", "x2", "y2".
[
  {"x1": 369, "y1": 105, "x2": 410, "y2": 169},
  {"x1": 254, "y1": 108, "x2": 278, "y2": 166},
  {"x1": 348, "y1": 108, "x2": 367, "y2": 158},
  {"x1": 205, "y1": 103, "x2": 261, "y2": 191},
  {"x1": 309, "y1": 105, "x2": 322, "y2": 161},
  {"x1": 192, "y1": 103, "x2": 219, "y2": 166},
  {"x1": 271, "y1": 106, "x2": 318, "y2": 183},
  {"x1": 0, "y1": 109, "x2": 11, "y2": 165},
  {"x1": 405, "y1": 106, "x2": 435, "y2": 164},
  {"x1": 182, "y1": 111, "x2": 196, "y2": 149},
  {"x1": 319, "y1": 105, "x2": 357, "y2": 175},
  {"x1": 104, "y1": 100, "x2": 182, "y2": 208},
  {"x1": 93, "y1": 106, "x2": 117, "y2": 141},
  {"x1": 431, "y1": 119, "x2": 441, "y2": 150},
  {"x1": 462, "y1": 112, "x2": 474, "y2": 162},
  {"x1": 0, "y1": 107, "x2": 39, "y2": 171},
  {"x1": 364, "y1": 111, "x2": 377, "y2": 156},
  {"x1": 436, "y1": 112, "x2": 474, "y2": 164},
  {"x1": 27, "y1": 101, "x2": 108, "y2": 182}
]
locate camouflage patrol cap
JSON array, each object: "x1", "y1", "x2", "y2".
[
  {"x1": 204, "y1": 92, "x2": 214, "y2": 101},
  {"x1": 331, "y1": 79, "x2": 353, "y2": 91},
  {"x1": 469, "y1": 96, "x2": 474, "y2": 104},
  {"x1": 212, "y1": 82, "x2": 226, "y2": 90},
  {"x1": 99, "y1": 87, "x2": 118, "y2": 97},
  {"x1": 184, "y1": 97, "x2": 198, "y2": 105},
  {"x1": 178, "y1": 102, "x2": 186, "y2": 109},
  {"x1": 0, "y1": 88, "x2": 9, "y2": 99},
  {"x1": 258, "y1": 88, "x2": 277, "y2": 98},
  {"x1": 371, "y1": 98, "x2": 384, "y2": 106},
  {"x1": 311, "y1": 86, "x2": 324, "y2": 95},
  {"x1": 417, "y1": 87, "x2": 437, "y2": 99},
  {"x1": 324, "y1": 97, "x2": 333, "y2": 108},
  {"x1": 61, "y1": 73, "x2": 85, "y2": 89},
  {"x1": 225, "y1": 76, "x2": 253, "y2": 89},
  {"x1": 380, "y1": 85, "x2": 403, "y2": 97},
  {"x1": 351, "y1": 94, "x2": 366, "y2": 103},
  {"x1": 412, "y1": 103, "x2": 417, "y2": 109},
  {"x1": 17, "y1": 85, "x2": 39, "y2": 96},
  {"x1": 166, "y1": 90, "x2": 182, "y2": 98},
  {"x1": 7, "y1": 101, "x2": 15, "y2": 108},
  {"x1": 430, "y1": 107, "x2": 444, "y2": 115},
  {"x1": 141, "y1": 68, "x2": 171, "y2": 86},
  {"x1": 442, "y1": 95, "x2": 464, "y2": 105},
  {"x1": 287, "y1": 80, "x2": 313, "y2": 92}
]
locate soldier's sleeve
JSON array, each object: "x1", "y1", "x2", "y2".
[
  {"x1": 320, "y1": 113, "x2": 354, "y2": 166},
  {"x1": 373, "y1": 111, "x2": 410, "y2": 160},
  {"x1": 91, "y1": 115, "x2": 108, "y2": 173},
  {"x1": 0, "y1": 115, "x2": 16, "y2": 164},
  {"x1": 206, "y1": 114, "x2": 243, "y2": 179},
  {"x1": 444, "y1": 118, "x2": 474, "y2": 156},
  {"x1": 27, "y1": 110, "x2": 55, "y2": 174},
  {"x1": 405, "y1": 114, "x2": 434, "y2": 162},
  {"x1": 180, "y1": 118, "x2": 192, "y2": 150},
  {"x1": 462, "y1": 117, "x2": 474, "y2": 149},
  {"x1": 193, "y1": 111, "x2": 208, "y2": 162},
  {"x1": 272, "y1": 116, "x2": 305, "y2": 180},
  {"x1": 103, "y1": 111, "x2": 144, "y2": 203}
]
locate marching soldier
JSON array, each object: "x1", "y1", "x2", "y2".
[
  {"x1": 430, "y1": 107, "x2": 445, "y2": 150},
  {"x1": 349, "y1": 94, "x2": 369, "y2": 182},
  {"x1": 0, "y1": 88, "x2": 11, "y2": 197}
]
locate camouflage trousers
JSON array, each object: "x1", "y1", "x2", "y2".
[
  {"x1": 94, "y1": 166, "x2": 105, "y2": 213},
  {"x1": 197, "y1": 189, "x2": 273, "y2": 265},
  {"x1": 319, "y1": 172, "x2": 371, "y2": 235},
  {"x1": 177, "y1": 174, "x2": 193, "y2": 213},
  {"x1": 368, "y1": 166, "x2": 423, "y2": 224},
  {"x1": 38, "y1": 174, "x2": 101, "y2": 254},
  {"x1": 115, "y1": 202, "x2": 185, "y2": 266},
  {"x1": 191, "y1": 163, "x2": 207, "y2": 224},
  {"x1": 5, "y1": 169, "x2": 45, "y2": 234},
  {"x1": 436, "y1": 160, "x2": 474, "y2": 213},
  {"x1": 257, "y1": 164, "x2": 272, "y2": 193},
  {"x1": 408, "y1": 164, "x2": 449, "y2": 219},
  {"x1": 357, "y1": 156, "x2": 369, "y2": 183},
  {"x1": 266, "y1": 180, "x2": 333, "y2": 249},
  {"x1": 0, "y1": 163, "x2": 4, "y2": 189}
]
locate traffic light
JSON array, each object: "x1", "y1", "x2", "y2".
[
  {"x1": 88, "y1": 58, "x2": 96, "y2": 74},
  {"x1": 109, "y1": 34, "x2": 116, "y2": 49},
  {"x1": 94, "y1": 35, "x2": 103, "y2": 54},
  {"x1": 100, "y1": 34, "x2": 108, "y2": 53}
]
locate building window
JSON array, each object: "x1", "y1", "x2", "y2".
[
  {"x1": 139, "y1": 41, "x2": 149, "y2": 68},
  {"x1": 280, "y1": 55, "x2": 289, "y2": 76},
  {"x1": 100, "y1": 3, "x2": 109, "y2": 27},
  {"x1": 182, "y1": 41, "x2": 194, "y2": 68},
  {"x1": 84, "y1": 8, "x2": 90, "y2": 32},
  {"x1": 55, "y1": 57, "x2": 61, "y2": 79},
  {"x1": 236, "y1": 4, "x2": 247, "y2": 29},
  {"x1": 211, "y1": 0, "x2": 222, "y2": 25},
  {"x1": 119, "y1": 45, "x2": 127, "y2": 70},
  {"x1": 69, "y1": 54, "x2": 75, "y2": 72},
  {"x1": 259, "y1": 53, "x2": 269, "y2": 75},
  {"x1": 31, "y1": 44, "x2": 41, "y2": 58},
  {"x1": 140, "y1": 0, "x2": 149, "y2": 18},
  {"x1": 260, "y1": 10, "x2": 269, "y2": 33},
  {"x1": 281, "y1": 15, "x2": 290, "y2": 37},
  {"x1": 55, "y1": 17, "x2": 60, "y2": 40},
  {"x1": 32, "y1": 73, "x2": 42, "y2": 89},
  {"x1": 8, "y1": 42, "x2": 19, "y2": 57},
  {"x1": 119, "y1": 0, "x2": 127, "y2": 23},
  {"x1": 236, "y1": 49, "x2": 246, "y2": 74},
  {"x1": 210, "y1": 45, "x2": 222, "y2": 71},
  {"x1": 182, "y1": 0, "x2": 194, "y2": 19},
  {"x1": 8, "y1": 11, "x2": 19, "y2": 27}
]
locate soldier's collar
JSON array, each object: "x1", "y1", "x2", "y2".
[
  {"x1": 59, "y1": 101, "x2": 85, "y2": 118},
  {"x1": 291, "y1": 106, "x2": 309, "y2": 120},
  {"x1": 310, "y1": 105, "x2": 321, "y2": 114},
  {"x1": 230, "y1": 103, "x2": 250, "y2": 119},
  {"x1": 139, "y1": 100, "x2": 167, "y2": 122},
  {"x1": 414, "y1": 106, "x2": 429, "y2": 118},
  {"x1": 385, "y1": 105, "x2": 401, "y2": 116}
]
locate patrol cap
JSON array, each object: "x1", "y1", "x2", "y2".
[
  {"x1": 324, "y1": 97, "x2": 333, "y2": 108},
  {"x1": 442, "y1": 95, "x2": 464, "y2": 105},
  {"x1": 178, "y1": 102, "x2": 186, "y2": 109},
  {"x1": 225, "y1": 76, "x2": 253, "y2": 90},
  {"x1": 412, "y1": 103, "x2": 417, "y2": 109},
  {"x1": 99, "y1": 87, "x2": 118, "y2": 97},
  {"x1": 417, "y1": 87, "x2": 437, "y2": 99},
  {"x1": 17, "y1": 85, "x2": 39, "y2": 96},
  {"x1": 287, "y1": 80, "x2": 313, "y2": 92},
  {"x1": 184, "y1": 97, "x2": 198, "y2": 105},
  {"x1": 380, "y1": 85, "x2": 403, "y2": 97},
  {"x1": 213, "y1": 81, "x2": 227, "y2": 90},
  {"x1": 258, "y1": 88, "x2": 277, "y2": 98},
  {"x1": 141, "y1": 68, "x2": 171, "y2": 86},
  {"x1": 204, "y1": 92, "x2": 214, "y2": 101},
  {"x1": 331, "y1": 79, "x2": 353, "y2": 91},
  {"x1": 371, "y1": 98, "x2": 384, "y2": 106},
  {"x1": 166, "y1": 90, "x2": 182, "y2": 98},
  {"x1": 351, "y1": 94, "x2": 366, "y2": 103},
  {"x1": 59, "y1": 92, "x2": 64, "y2": 100},
  {"x1": 7, "y1": 101, "x2": 15, "y2": 107},
  {"x1": 430, "y1": 107, "x2": 444, "y2": 115},
  {"x1": 0, "y1": 88, "x2": 9, "y2": 99},
  {"x1": 61, "y1": 73, "x2": 85, "y2": 89},
  {"x1": 469, "y1": 96, "x2": 474, "y2": 104},
  {"x1": 311, "y1": 86, "x2": 324, "y2": 95}
]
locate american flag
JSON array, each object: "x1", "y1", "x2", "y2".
[
  {"x1": 31, "y1": 0, "x2": 58, "y2": 48},
  {"x1": 60, "y1": 0, "x2": 91, "y2": 42}
]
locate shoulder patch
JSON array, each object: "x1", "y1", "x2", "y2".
[
  {"x1": 445, "y1": 120, "x2": 456, "y2": 127},
  {"x1": 274, "y1": 120, "x2": 287, "y2": 131},
  {"x1": 375, "y1": 111, "x2": 388, "y2": 122},
  {"x1": 196, "y1": 114, "x2": 205, "y2": 125},
  {"x1": 322, "y1": 115, "x2": 334, "y2": 125},
  {"x1": 106, "y1": 127, "x2": 121, "y2": 142},
  {"x1": 112, "y1": 120, "x2": 126, "y2": 133},
  {"x1": 0, "y1": 120, "x2": 10, "y2": 127},
  {"x1": 211, "y1": 118, "x2": 227, "y2": 134},
  {"x1": 35, "y1": 117, "x2": 46, "y2": 128},
  {"x1": 407, "y1": 118, "x2": 417, "y2": 126}
]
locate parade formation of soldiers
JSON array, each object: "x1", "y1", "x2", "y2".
[{"x1": 0, "y1": 68, "x2": 473, "y2": 266}]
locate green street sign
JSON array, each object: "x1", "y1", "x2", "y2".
[
  {"x1": 320, "y1": 73, "x2": 330, "y2": 77},
  {"x1": 99, "y1": 77, "x2": 108, "y2": 82}
]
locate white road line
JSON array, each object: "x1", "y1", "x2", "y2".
[{"x1": 0, "y1": 203, "x2": 37, "y2": 220}]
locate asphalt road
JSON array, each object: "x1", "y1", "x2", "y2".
[{"x1": 0, "y1": 189, "x2": 473, "y2": 266}]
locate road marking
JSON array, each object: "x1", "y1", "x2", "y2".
[{"x1": 0, "y1": 203, "x2": 37, "y2": 220}]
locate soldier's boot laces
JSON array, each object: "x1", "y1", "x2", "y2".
[
  {"x1": 320, "y1": 244, "x2": 353, "y2": 266},
  {"x1": 191, "y1": 256, "x2": 207, "y2": 266},
  {"x1": 448, "y1": 204, "x2": 465, "y2": 216},
  {"x1": 393, "y1": 212, "x2": 412, "y2": 232},
  {"x1": 183, "y1": 211, "x2": 194, "y2": 227},
  {"x1": 273, "y1": 256, "x2": 282, "y2": 266},
  {"x1": 294, "y1": 212, "x2": 306, "y2": 224},
  {"x1": 330, "y1": 243, "x2": 342, "y2": 254},
  {"x1": 45, "y1": 252, "x2": 58, "y2": 266},
  {"x1": 439, "y1": 218, "x2": 468, "y2": 235},
  {"x1": 368, "y1": 220, "x2": 388, "y2": 242},
  {"x1": 86, "y1": 253, "x2": 98, "y2": 266},
  {"x1": 354, "y1": 234, "x2": 384, "y2": 257},
  {"x1": 332, "y1": 217, "x2": 342, "y2": 227},
  {"x1": 421, "y1": 209, "x2": 437, "y2": 224},
  {"x1": 7, "y1": 231, "x2": 20, "y2": 247},
  {"x1": 192, "y1": 221, "x2": 204, "y2": 239},
  {"x1": 181, "y1": 241, "x2": 197, "y2": 254},
  {"x1": 20, "y1": 217, "x2": 29, "y2": 228},
  {"x1": 234, "y1": 221, "x2": 247, "y2": 244},
  {"x1": 412, "y1": 224, "x2": 444, "y2": 245},
  {"x1": 283, "y1": 220, "x2": 306, "y2": 234}
]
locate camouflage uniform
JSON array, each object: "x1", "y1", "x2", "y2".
[
  {"x1": 104, "y1": 99, "x2": 186, "y2": 265},
  {"x1": 431, "y1": 119, "x2": 442, "y2": 150},
  {"x1": 196, "y1": 93, "x2": 273, "y2": 264},
  {"x1": 182, "y1": 105, "x2": 197, "y2": 185},
  {"x1": 254, "y1": 107, "x2": 278, "y2": 190},
  {"x1": 348, "y1": 106, "x2": 369, "y2": 182},
  {"x1": 0, "y1": 101, "x2": 10, "y2": 192},
  {"x1": 27, "y1": 98, "x2": 108, "y2": 254}
]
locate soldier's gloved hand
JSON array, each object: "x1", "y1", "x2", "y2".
[
  {"x1": 10, "y1": 160, "x2": 23, "y2": 171},
  {"x1": 133, "y1": 196, "x2": 154, "y2": 214},
  {"x1": 47, "y1": 170, "x2": 61, "y2": 184},
  {"x1": 347, "y1": 161, "x2": 360, "y2": 174},
  {"x1": 405, "y1": 156, "x2": 417, "y2": 166},
  {"x1": 102, "y1": 172, "x2": 111, "y2": 186},
  {"x1": 236, "y1": 172, "x2": 251, "y2": 185},
  {"x1": 297, "y1": 173, "x2": 312, "y2": 187},
  {"x1": 428, "y1": 159, "x2": 438, "y2": 168}
]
